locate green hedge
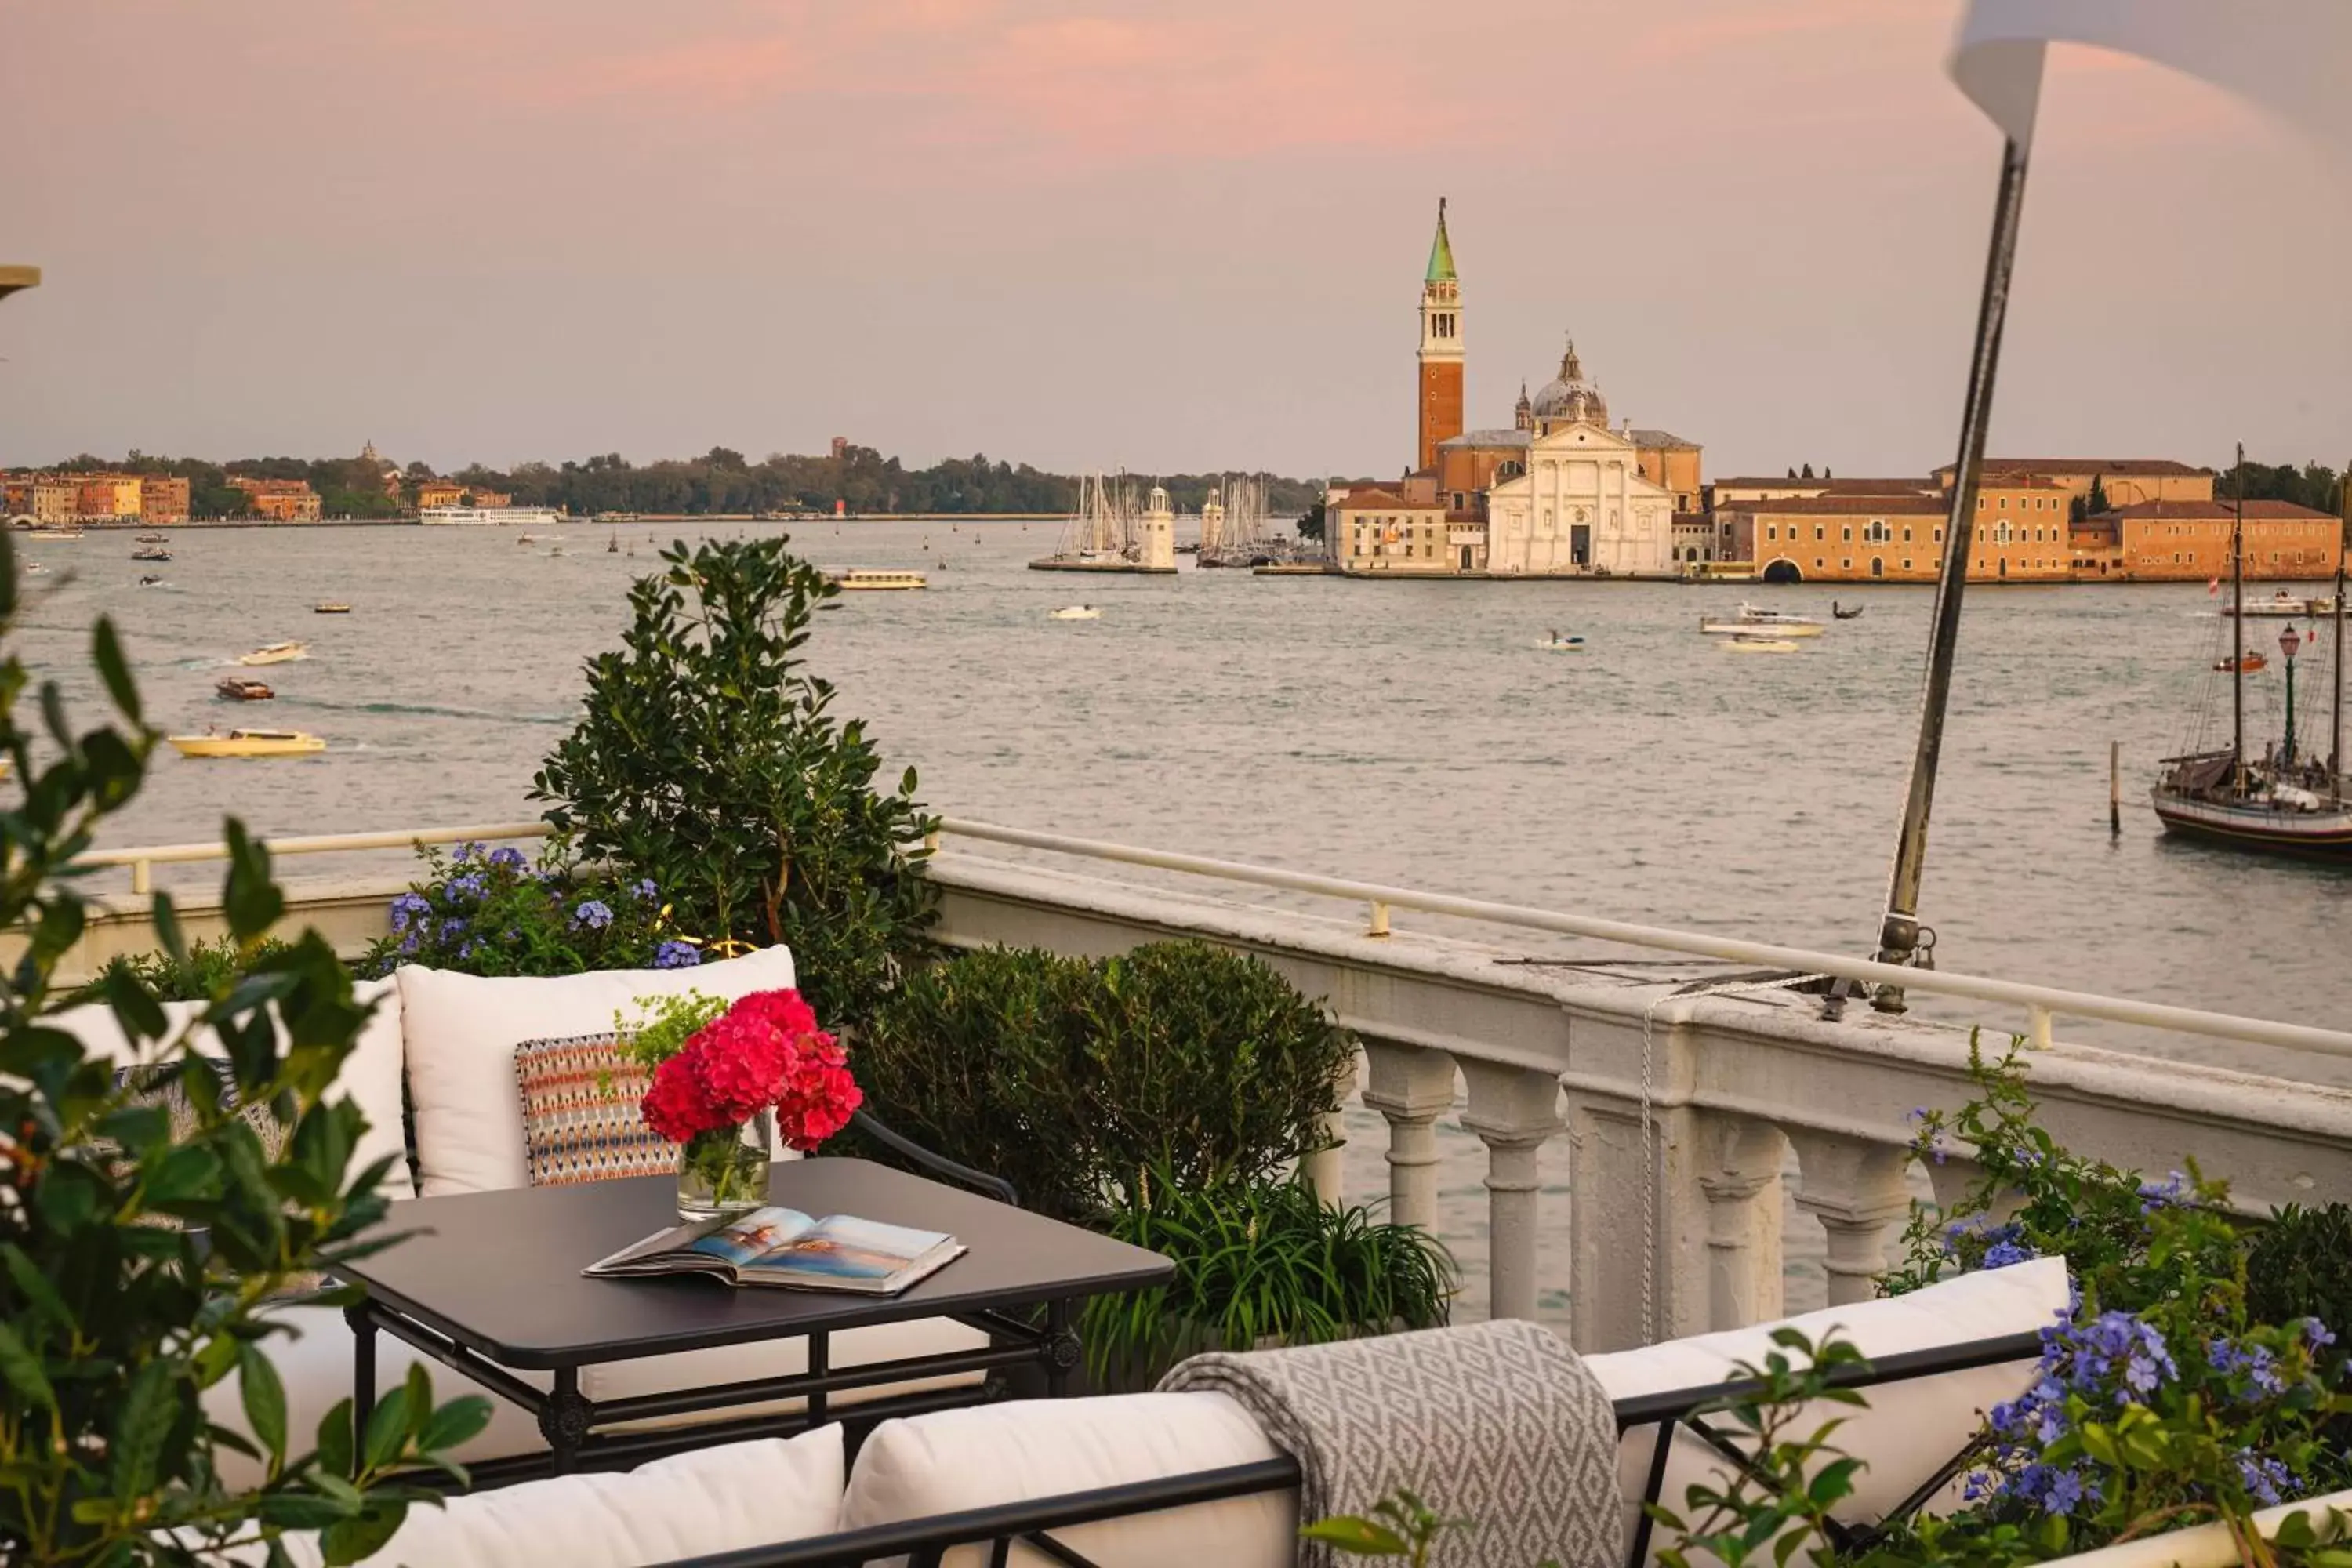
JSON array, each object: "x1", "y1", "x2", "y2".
[{"x1": 855, "y1": 940, "x2": 1356, "y2": 1222}]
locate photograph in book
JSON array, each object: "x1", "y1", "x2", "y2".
[{"x1": 583, "y1": 1206, "x2": 966, "y2": 1295}]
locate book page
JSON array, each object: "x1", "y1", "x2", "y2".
[
  {"x1": 686, "y1": 1207, "x2": 817, "y2": 1268},
  {"x1": 746, "y1": 1214, "x2": 951, "y2": 1282}
]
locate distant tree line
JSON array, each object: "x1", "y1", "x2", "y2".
[
  {"x1": 2219, "y1": 456, "x2": 2346, "y2": 516},
  {"x1": 24, "y1": 445, "x2": 1323, "y2": 519}
]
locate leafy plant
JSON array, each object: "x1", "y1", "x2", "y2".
[
  {"x1": 855, "y1": 942, "x2": 1358, "y2": 1223},
  {"x1": 1080, "y1": 1166, "x2": 1454, "y2": 1385},
  {"x1": 532, "y1": 538, "x2": 937, "y2": 1033},
  {"x1": 0, "y1": 530, "x2": 489, "y2": 1565},
  {"x1": 2249, "y1": 1204, "x2": 2352, "y2": 1373},
  {"x1": 357, "y1": 840, "x2": 699, "y2": 978},
  {"x1": 74, "y1": 934, "x2": 296, "y2": 1003},
  {"x1": 1301, "y1": 1488, "x2": 1468, "y2": 1566},
  {"x1": 611, "y1": 989, "x2": 726, "y2": 1077}
]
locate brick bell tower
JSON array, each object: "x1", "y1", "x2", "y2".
[{"x1": 1416, "y1": 198, "x2": 1465, "y2": 474}]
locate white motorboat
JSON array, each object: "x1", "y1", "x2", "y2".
[
  {"x1": 236, "y1": 641, "x2": 309, "y2": 666},
  {"x1": 1049, "y1": 605, "x2": 1102, "y2": 621},
  {"x1": 1701, "y1": 602, "x2": 1824, "y2": 638},
  {"x1": 2218, "y1": 590, "x2": 2336, "y2": 619}
]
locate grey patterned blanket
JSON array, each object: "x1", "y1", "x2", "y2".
[{"x1": 1157, "y1": 1319, "x2": 1621, "y2": 1568}]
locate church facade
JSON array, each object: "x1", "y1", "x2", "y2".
[{"x1": 1334, "y1": 203, "x2": 1698, "y2": 578}]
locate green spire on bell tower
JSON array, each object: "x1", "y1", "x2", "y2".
[{"x1": 1425, "y1": 197, "x2": 1457, "y2": 284}]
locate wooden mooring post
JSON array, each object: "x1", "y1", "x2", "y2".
[{"x1": 2110, "y1": 740, "x2": 2122, "y2": 836}]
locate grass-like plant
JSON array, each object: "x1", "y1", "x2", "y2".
[{"x1": 1080, "y1": 1167, "x2": 1454, "y2": 1385}]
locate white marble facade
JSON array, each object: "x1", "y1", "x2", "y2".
[{"x1": 1481, "y1": 420, "x2": 1674, "y2": 575}]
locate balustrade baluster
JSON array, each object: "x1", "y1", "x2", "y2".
[
  {"x1": 1360, "y1": 1040, "x2": 1457, "y2": 1234},
  {"x1": 1460, "y1": 1061, "x2": 1565, "y2": 1322},
  {"x1": 1788, "y1": 1131, "x2": 1914, "y2": 1307}
]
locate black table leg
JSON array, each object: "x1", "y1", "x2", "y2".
[
  {"x1": 808, "y1": 1330, "x2": 829, "y2": 1428},
  {"x1": 343, "y1": 1302, "x2": 376, "y2": 1457},
  {"x1": 539, "y1": 1367, "x2": 592, "y2": 1475},
  {"x1": 1044, "y1": 1299, "x2": 1080, "y2": 1398}
]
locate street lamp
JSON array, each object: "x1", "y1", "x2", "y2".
[{"x1": 2280, "y1": 622, "x2": 2304, "y2": 767}]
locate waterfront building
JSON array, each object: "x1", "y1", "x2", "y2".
[
  {"x1": 1704, "y1": 475, "x2": 1935, "y2": 510},
  {"x1": 138, "y1": 476, "x2": 190, "y2": 523},
  {"x1": 75, "y1": 474, "x2": 142, "y2": 520},
  {"x1": 229, "y1": 476, "x2": 323, "y2": 521},
  {"x1": 1481, "y1": 419, "x2": 1677, "y2": 575},
  {"x1": 1726, "y1": 494, "x2": 1948, "y2": 583},
  {"x1": 26, "y1": 480, "x2": 76, "y2": 524},
  {"x1": 1933, "y1": 456, "x2": 2215, "y2": 511},
  {"x1": 414, "y1": 481, "x2": 466, "y2": 510},
  {"x1": 2071, "y1": 498, "x2": 2341, "y2": 581},
  {"x1": 1330, "y1": 488, "x2": 1452, "y2": 573},
  {"x1": 1671, "y1": 512, "x2": 1721, "y2": 566},
  {"x1": 464, "y1": 486, "x2": 512, "y2": 509}
]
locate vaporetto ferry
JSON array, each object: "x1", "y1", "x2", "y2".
[{"x1": 419, "y1": 505, "x2": 565, "y2": 527}]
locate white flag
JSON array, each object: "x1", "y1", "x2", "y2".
[{"x1": 1951, "y1": 0, "x2": 2352, "y2": 169}]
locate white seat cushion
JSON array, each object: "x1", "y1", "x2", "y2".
[
  {"x1": 1587, "y1": 1255, "x2": 2070, "y2": 1561},
  {"x1": 396, "y1": 946, "x2": 798, "y2": 1196},
  {"x1": 50, "y1": 978, "x2": 413, "y2": 1201},
  {"x1": 842, "y1": 1391, "x2": 1295, "y2": 1567},
  {"x1": 203, "y1": 1305, "x2": 986, "y2": 1485},
  {"x1": 281, "y1": 1430, "x2": 843, "y2": 1568}
]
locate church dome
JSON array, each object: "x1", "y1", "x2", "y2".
[{"x1": 1528, "y1": 339, "x2": 1606, "y2": 427}]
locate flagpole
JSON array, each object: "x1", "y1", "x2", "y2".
[{"x1": 1872, "y1": 137, "x2": 2031, "y2": 1012}]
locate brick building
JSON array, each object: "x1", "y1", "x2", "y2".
[
  {"x1": 138, "y1": 476, "x2": 190, "y2": 522},
  {"x1": 229, "y1": 476, "x2": 323, "y2": 522},
  {"x1": 2071, "y1": 499, "x2": 2341, "y2": 582}
]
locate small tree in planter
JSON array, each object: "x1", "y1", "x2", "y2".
[
  {"x1": 0, "y1": 539, "x2": 488, "y2": 1565},
  {"x1": 532, "y1": 538, "x2": 936, "y2": 1032}
]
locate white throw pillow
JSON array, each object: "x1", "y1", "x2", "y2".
[
  {"x1": 281, "y1": 1429, "x2": 843, "y2": 1568},
  {"x1": 1588, "y1": 1255, "x2": 2070, "y2": 1562},
  {"x1": 48, "y1": 978, "x2": 413, "y2": 1202},
  {"x1": 842, "y1": 1391, "x2": 1295, "y2": 1567},
  {"x1": 397, "y1": 946, "x2": 798, "y2": 1196}
]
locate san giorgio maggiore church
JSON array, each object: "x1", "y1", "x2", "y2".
[{"x1": 1329, "y1": 202, "x2": 1704, "y2": 577}]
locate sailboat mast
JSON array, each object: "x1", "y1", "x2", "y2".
[
  {"x1": 2336, "y1": 457, "x2": 2348, "y2": 802},
  {"x1": 2231, "y1": 441, "x2": 2246, "y2": 787}
]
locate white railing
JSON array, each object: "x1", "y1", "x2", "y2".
[
  {"x1": 82, "y1": 822, "x2": 551, "y2": 895},
  {"x1": 928, "y1": 818, "x2": 2352, "y2": 1062}
]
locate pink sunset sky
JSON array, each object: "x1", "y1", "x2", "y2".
[{"x1": 4, "y1": 0, "x2": 2350, "y2": 480}]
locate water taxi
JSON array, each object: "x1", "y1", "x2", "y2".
[
  {"x1": 237, "y1": 641, "x2": 309, "y2": 666},
  {"x1": 167, "y1": 729, "x2": 325, "y2": 759},
  {"x1": 314, "y1": 602, "x2": 351, "y2": 614},
  {"x1": 132, "y1": 546, "x2": 172, "y2": 562},
  {"x1": 1537, "y1": 633, "x2": 1584, "y2": 651},
  {"x1": 1049, "y1": 605, "x2": 1102, "y2": 621},
  {"x1": 828, "y1": 569, "x2": 929, "y2": 591},
  {"x1": 216, "y1": 677, "x2": 275, "y2": 702},
  {"x1": 1701, "y1": 603, "x2": 1824, "y2": 638}
]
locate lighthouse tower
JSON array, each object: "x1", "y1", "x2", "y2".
[
  {"x1": 1139, "y1": 485, "x2": 1176, "y2": 571},
  {"x1": 1416, "y1": 198, "x2": 1465, "y2": 474}
]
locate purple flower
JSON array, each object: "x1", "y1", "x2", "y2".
[
  {"x1": 2303, "y1": 1318, "x2": 2337, "y2": 1350},
  {"x1": 488, "y1": 846, "x2": 527, "y2": 870},
  {"x1": 572, "y1": 899, "x2": 614, "y2": 931},
  {"x1": 632, "y1": 878, "x2": 658, "y2": 902},
  {"x1": 2137, "y1": 1171, "x2": 2190, "y2": 1214},
  {"x1": 451, "y1": 840, "x2": 485, "y2": 865},
  {"x1": 1983, "y1": 1239, "x2": 2038, "y2": 1269},
  {"x1": 389, "y1": 891, "x2": 432, "y2": 931},
  {"x1": 447, "y1": 872, "x2": 487, "y2": 902},
  {"x1": 653, "y1": 939, "x2": 702, "y2": 969},
  {"x1": 2043, "y1": 1468, "x2": 2085, "y2": 1515},
  {"x1": 438, "y1": 917, "x2": 466, "y2": 943},
  {"x1": 2237, "y1": 1451, "x2": 2292, "y2": 1508}
]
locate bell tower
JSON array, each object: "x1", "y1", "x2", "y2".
[{"x1": 1416, "y1": 198, "x2": 1464, "y2": 474}]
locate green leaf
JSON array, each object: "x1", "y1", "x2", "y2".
[
  {"x1": 316, "y1": 1396, "x2": 356, "y2": 1479},
  {"x1": 0, "y1": 1320, "x2": 56, "y2": 1408},
  {"x1": 238, "y1": 1341, "x2": 289, "y2": 1469},
  {"x1": 112, "y1": 1356, "x2": 177, "y2": 1502},
  {"x1": 416, "y1": 1396, "x2": 494, "y2": 1456},
  {"x1": 361, "y1": 1381, "x2": 414, "y2": 1473},
  {"x1": 1298, "y1": 1516, "x2": 1410, "y2": 1555},
  {"x1": 320, "y1": 1501, "x2": 410, "y2": 1564},
  {"x1": 92, "y1": 616, "x2": 142, "y2": 724},
  {"x1": 0, "y1": 1243, "x2": 71, "y2": 1331}
]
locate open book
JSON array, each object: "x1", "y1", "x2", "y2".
[{"x1": 584, "y1": 1206, "x2": 965, "y2": 1295}]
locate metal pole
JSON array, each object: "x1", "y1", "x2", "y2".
[
  {"x1": 2109, "y1": 740, "x2": 2121, "y2": 836},
  {"x1": 1872, "y1": 140, "x2": 2031, "y2": 1012},
  {"x1": 2284, "y1": 641, "x2": 2298, "y2": 765},
  {"x1": 2334, "y1": 463, "x2": 2347, "y2": 802},
  {"x1": 2231, "y1": 444, "x2": 2246, "y2": 788}
]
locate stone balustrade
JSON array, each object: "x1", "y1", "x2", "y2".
[{"x1": 33, "y1": 842, "x2": 2352, "y2": 1352}]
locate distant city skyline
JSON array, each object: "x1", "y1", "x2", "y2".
[{"x1": 5, "y1": 0, "x2": 2351, "y2": 481}]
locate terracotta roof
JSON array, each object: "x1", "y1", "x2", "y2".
[
  {"x1": 1710, "y1": 477, "x2": 1935, "y2": 495},
  {"x1": 1953, "y1": 458, "x2": 2214, "y2": 477},
  {"x1": 1973, "y1": 475, "x2": 2065, "y2": 489},
  {"x1": 1332, "y1": 488, "x2": 1442, "y2": 513},
  {"x1": 1627, "y1": 428, "x2": 1698, "y2": 449},
  {"x1": 2099, "y1": 499, "x2": 2336, "y2": 521},
  {"x1": 1717, "y1": 495, "x2": 1947, "y2": 517}
]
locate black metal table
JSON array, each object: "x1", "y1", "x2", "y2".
[{"x1": 334, "y1": 1158, "x2": 1173, "y2": 1479}]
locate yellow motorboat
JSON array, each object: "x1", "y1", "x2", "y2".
[{"x1": 167, "y1": 729, "x2": 326, "y2": 759}]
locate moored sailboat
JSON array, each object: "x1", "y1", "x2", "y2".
[{"x1": 2151, "y1": 445, "x2": 2352, "y2": 855}]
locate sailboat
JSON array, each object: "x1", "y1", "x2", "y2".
[{"x1": 2150, "y1": 445, "x2": 2352, "y2": 855}]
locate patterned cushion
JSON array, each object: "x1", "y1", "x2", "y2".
[
  {"x1": 114, "y1": 1058, "x2": 290, "y2": 1160},
  {"x1": 514, "y1": 1033, "x2": 673, "y2": 1188}
]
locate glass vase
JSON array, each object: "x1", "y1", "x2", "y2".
[{"x1": 676, "y1": 1111, "x2": 772, "y2": 1221}]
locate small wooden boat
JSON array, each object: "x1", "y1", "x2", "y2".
[
  {"x1": 1722, "y1": 635, "x2": 1802, "y2": 654},
  {"x1": 237, "y1": 641, "x2": 309, "y2": 666},
  {"x1": 132, "y1": 546, "x2": 172, "y2": 561},
  {"x1": 314, "y1": 602, "x2": 351, "y2": 614},
  {"x1": 2215, "y1": 652, "x2": 2269, "y2": 673},
  {"x1": 216, "y1": 677, "x2": 275, "y2": 702},
  {"x1": 167, "y1": 728, "x2": 324, "y2": 758},
  {"x1": 1049, "y1": 605, "x2": 1102, "y2": 621}
]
